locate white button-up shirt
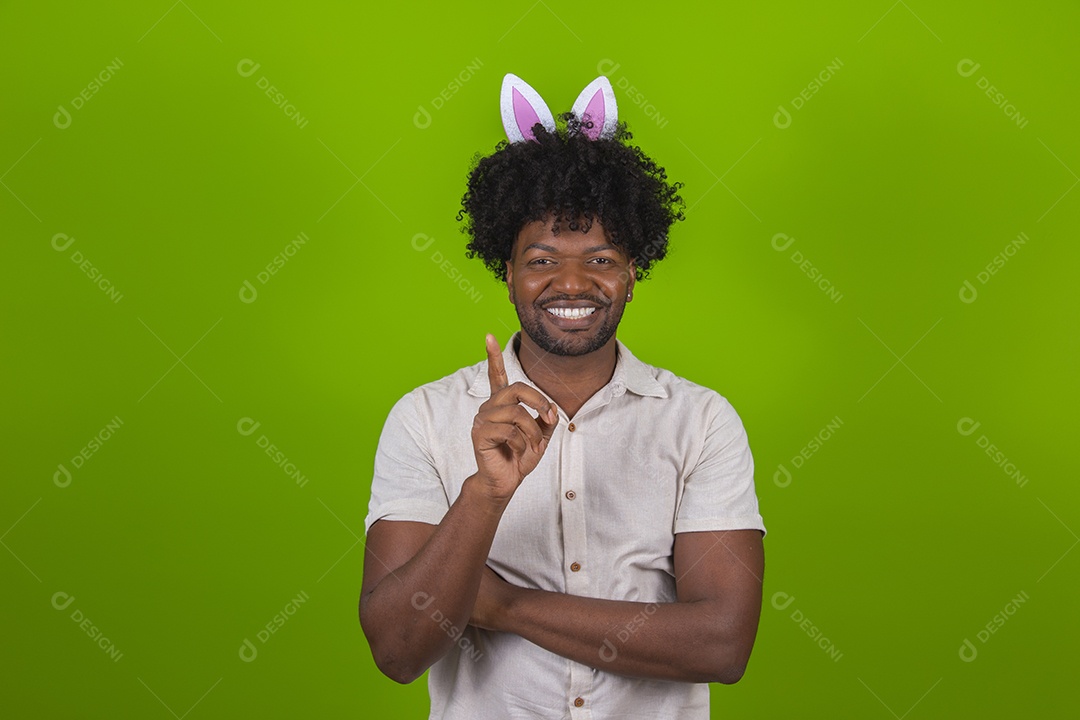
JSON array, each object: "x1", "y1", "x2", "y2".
[{"x1": 365, "y1": 331, "x2": 766, "y2": 719}]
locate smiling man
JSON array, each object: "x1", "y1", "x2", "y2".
[
  {"x1": 359, "y1": 74, "x2": 767, "y2": 720},
  {"x1": 502, "y1": 218, "x2": 635, "y2": 418}
]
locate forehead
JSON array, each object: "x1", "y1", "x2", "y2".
[{"x1": 513, "y1": 218, "x2": 615, "y2": 254}]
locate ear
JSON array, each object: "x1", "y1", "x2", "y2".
[
  {"x1": 571, "y1": 76, "x2": 618, "y2": 140},
  {"x1": 501, "y1": 73, "x2": 556, "y2": 143},
  {"x1": 505, "y1": 261, "x2": 515, "y2": 303}
]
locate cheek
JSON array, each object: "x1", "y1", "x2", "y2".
[
  {"x1": 516, "y1": 277, "x2": 545, "y2": 302},
  {"x1": 607, "y1": 271, "x2": 631, "y2": 295}
]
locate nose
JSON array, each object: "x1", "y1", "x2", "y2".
[{"x1": 551, "y1": 261, "x2": 593, "y2": 295}]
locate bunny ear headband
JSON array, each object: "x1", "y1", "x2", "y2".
[{"x1": 500, "y1": 73, "x2": 618, "y2": 143}]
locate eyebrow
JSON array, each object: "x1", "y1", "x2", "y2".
[{"x1": 523, "y1": 242, "x2": 619, "y2": 254}]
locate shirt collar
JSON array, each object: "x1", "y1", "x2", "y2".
[{"x1": 468, "y1": 331, "x2": 668, "y2": 399}]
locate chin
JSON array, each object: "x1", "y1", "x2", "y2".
[{"x1": 521, "y1": 313, "x2": 620, "y2": 357}]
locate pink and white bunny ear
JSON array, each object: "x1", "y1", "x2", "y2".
[
  {"x1": 571, "y1": 76, "x2": 618, "y2": 140},
  {"x1": 501, "y1": 73, "x2": 557, "y2": 143}
]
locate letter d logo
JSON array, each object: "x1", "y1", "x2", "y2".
[
  {"x1": 771, "y1": 233, "x2": 795, "y2": 252},
  {"x1": 956, "y1": 59, "x2": 981, "y2": 78},
  {"x1": 52, "y1": 591, "x2": 75, "y2": 610},
  {"x1": 959, "y1": 279, "x2": 978, "y2": 304},
  {"x1": 236, "y1": 59, "x2": 261, "y2": 78},
  {"x1": 956, "y1": 417, "x2": 981, "y2": 437},
  {"x1": 239, "y1": 279, "x2": 258, "y2": 304},
  {"x1": 413, "y1": 105, "x2": 432, "y2": 130},
  {"x1": 958, "y1": 638, "x2": 978, "y2": 662},
  {"x1": 237, "y1": 417, "x2": 261, "y2": 436},
  {"x1": 54, "y1": 463, "x2": 72, "y2": 488},
  {"x1": 411, "y1": 591, "x2": 434, "y2": 610},
  {"x1": 597, "y1": 58, "x2": 621, "y2": 76},
  {"x1": 411, "y1": 233, "x2": 434, "y2": 252},
  {"x1": 52, "y1": 233, "x2": 75, "y2": 252},
  {"x1": 773, "y1": 464, "x2": 792, "y2": 488},
  {"x1": 771, "y1": 591, "x2": 795, "y2": 611},
  {"x1": 239, "y1": 638, "x2": 258, "y2": 662},
  {"x1": 773, "y1": 104, "x2": 792, "y2": 129},
  {"x1": 53, "y1": 105, "x2": 72, "y2": 129}
]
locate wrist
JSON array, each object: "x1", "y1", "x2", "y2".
[
  {"x1": 461, "y1": 474, "x2": 512, "y2": 516},
  {"x1": 493, "y1": 583, "x2": 528, "y2": 633}
]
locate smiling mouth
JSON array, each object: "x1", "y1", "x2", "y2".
[{"x1": 545, "y1": 307, "x2": 597, "y2": 320}]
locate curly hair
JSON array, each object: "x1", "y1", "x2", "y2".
[{"x1": 456, "y1": 113, "x2": 685, "y2": 282}]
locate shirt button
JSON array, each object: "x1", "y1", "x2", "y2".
[
  {"x1": 565, "y1": 490, "x2": 576, "y2": 500},
  {"x1": 567, "y1": 422, "x2": 576, "y2": 432},
  {"x1": 570, "y1": 562, "x2": 581, "y2": 572},
  {"x1": 574, "y1": 697, "x2": 585, "y2": 707}
]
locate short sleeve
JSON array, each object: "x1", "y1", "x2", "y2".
[
  {"x1": 364, "y1": 390, "x2": 450, "y2": 534},
  {"x1": 674, "y1": 395, "x2": 767, "y2": 537}
]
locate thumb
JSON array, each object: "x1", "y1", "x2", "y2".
[{"x1": 537, "y1": 403, "x2": 559, "y2": 443}]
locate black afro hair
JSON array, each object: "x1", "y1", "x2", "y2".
[{"x1": 456, "y1": 112, "x2": 685, "y2": 282}]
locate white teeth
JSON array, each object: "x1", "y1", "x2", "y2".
[{"x1": 547, "y1": 307, "x2": 596, "y2": 319}]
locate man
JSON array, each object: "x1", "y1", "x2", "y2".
[{"x1": 360, "y1": 74, "x2": 766, "y2": 719}]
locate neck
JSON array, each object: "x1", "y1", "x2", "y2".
[{"x1": 515, "y1": 332, "x2": 618, "y2": 419}]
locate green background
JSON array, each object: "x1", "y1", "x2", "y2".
[{"x1": 3, "y1": 1, "x2": 1077, "y2": 717}]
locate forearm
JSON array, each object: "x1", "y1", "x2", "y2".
[
  {"x1": 493, "y1": 589, "x2": 753, "y2": 684},
  {"x1": 360, "y1": 477, "x2": 505, "y2": 682}
]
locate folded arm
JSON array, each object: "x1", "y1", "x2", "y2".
[
  {"x1": 359, "y1": 481, "x2": 500, "y2": 684},
  {"x1": 472, "y1": 528, "x2": 764, "y2": 684}
]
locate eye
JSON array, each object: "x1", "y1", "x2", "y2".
[
  {"x1": 590, "y1": 257, "x2": 614, "y2": 264},
  {"x1": 528, "y1": 258, "x2": 553, "y2": 266}
]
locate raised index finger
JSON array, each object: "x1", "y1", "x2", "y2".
[{"x1": 485, "y1": 333, "x2": 508, "y2": 394}]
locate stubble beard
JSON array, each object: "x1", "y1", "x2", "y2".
[{"x1": 517, "y1": 297, "x2": 625, "y2": 357}]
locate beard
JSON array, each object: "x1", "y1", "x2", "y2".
[{"x1": 516, "y1": 294, "x2": 626, "y2": 357}]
